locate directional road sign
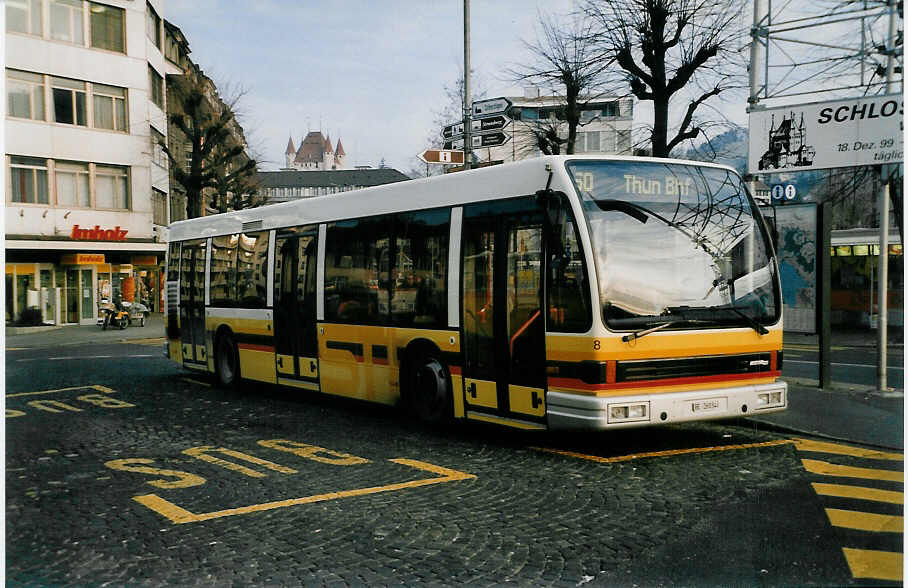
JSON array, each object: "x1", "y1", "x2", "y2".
[
  {"x1": 471, "y1": 115, "x2": 511, "y2": 133},
  {"x1": 472, "y1": 132, "x2": 511, "y2": 148},
  {"x1": 442, "y1": 122, "x2": 464, "y2": 140},
  {"x1": 419, "y1": 149, "x2": 465, "y2": 165},
  {"x1": 472, "y1": 97, "x2": 512, "y2": 117}
]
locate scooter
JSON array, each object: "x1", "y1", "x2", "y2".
[{"x1": 98, "y1": 300, "x2": 130, "y2": 330}]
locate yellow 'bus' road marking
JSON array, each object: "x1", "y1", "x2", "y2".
[
  {"x1": 794, "y1": 438, "x2": 904, "y2": 461},
  {"x1": 812, "y1": 483, "x2": 904, "y2": 504},
  {"x1": 132, "y1": 458, "x2": 475, "y2": 524},
  {"x1": 7, "y1": 384, "x2": 116, "y2": 398},
  {"x1": 825, "y1": 508, "x2": 903, "y2": 533},
  {"x1": 842, "y1": 548, "x2": 903, "y2": 581},
  {"x1": 532, "y1": 439, "x2": 794, "y2": 463},
  {"x1": 801, "y1": 459, "x2": 904, "y2": 482}
]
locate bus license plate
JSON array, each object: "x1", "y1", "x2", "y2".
[{"x1": 691, "y1": 398, "x2": 722, "y2": 413}]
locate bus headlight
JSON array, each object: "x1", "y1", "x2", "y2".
[
  {"x1": 608, "y1": 402, "x2": 649, "y2": 423},
  {"x1": 757, "y1": 391, "x2": 784, "y2": 407}
]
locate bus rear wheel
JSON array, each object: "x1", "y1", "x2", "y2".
[
  {"x1": 407, "y1": 353, "x2": 451, "y2": 423},
  {"x1": 215, "y1": 333, "x2": 240, "y2": 388}
]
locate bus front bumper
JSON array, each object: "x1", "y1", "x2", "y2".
[{"x1": 546, "y1": 380, "x2": 788, "y2": 430}]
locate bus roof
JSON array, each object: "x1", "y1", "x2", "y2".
[{"x1": 167, "y1": 155, "x2": 739, "y2": 241}]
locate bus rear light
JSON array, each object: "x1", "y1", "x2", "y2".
[
  {"x1": 757, "y1": 390, "x2": 784, "y2": 407},
  {"x1": 608, "y1": 402, "x2": 649, "y2": 423}
]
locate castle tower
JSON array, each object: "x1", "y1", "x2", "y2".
[
  {"x1": 334, "y1": 138, "x2": 346, "y2": 170},
  {"x1": 285, "y1": 135, "x2": 296, "y2": 169}
]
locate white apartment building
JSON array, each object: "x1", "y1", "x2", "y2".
[{"x1": 6, "y1": 0, "x2": 172, "y2": 324}]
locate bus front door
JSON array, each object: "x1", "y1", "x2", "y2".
[
  {"x1": 274, "y1": 228, "x2": 320, "y2": 391},
  {"x1": 461, "y1": 198, "x2": 547, "y2": 428},
  {"x1": 179, "y1": 239, "x2": 208, "y2": 367}
]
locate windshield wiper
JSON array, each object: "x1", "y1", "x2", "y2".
[
  {"x1": 710, "y1": 305, "x2": 769, "y2": 335},
  {"x1": 664, "y1": 305, "x2": 768, "y2": 335},
  {"x1": 621, "y1": 319, "x2": 709, "y2": 343}
]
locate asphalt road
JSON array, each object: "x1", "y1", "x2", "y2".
[
  {"x1": 6, "y1": 338, "x2": 904, "y2": 586},
  {"x1": 782, "y1": 342, "x2": 904, "y2": 390}
]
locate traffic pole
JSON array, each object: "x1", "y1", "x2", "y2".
[
  {"x1": 876, "y1": 0, "x2": 898, "y2": 391},
  {"x1": 463, "y1": 0, "x2": 472, "y2": 170}
]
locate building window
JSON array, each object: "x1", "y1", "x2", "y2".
[
  {"x1": 50, "y1": 0, "x2": 84, "y2": 44},
  {"x1": 52, "y1": 77, "x2": 87, "y2": 126},
  {"x1": 148, "y1": 66, "x2": 164, "y2": 109},
  {"x1": 146, "y1": 2, "x2": 161, "y2": 49},
  {"x1": 90, "y1": 2, "x2": 124, "y2": 53},
  {"x1": 151, "y1": 127, "x2": 167, "y2": 167},
  {"x1": 153, "y1": 188, "x2": 168, "y2": 225},
  {"x1": 98, "y1": 85, "x2": 128, "y2": 131},
  {"x1": 95, "y1": 165, "x2": 129, "y2": 209},
  {"x1": 55, "y1": 161, "x2": 91, "y2": 207},
  {"x1": 7, "y1": 70, "x2": 45, "y2": 121},
  {"x1": 92, "y1": 83, "x2": 127, "y2": 131},
  {"x1": 586, "y1": 131, "x2": 601, "y2": 152},
  {"x1": 601, "y1": 102, "x2": 618, "y2": 117},
  {"x1": 9, "y1": 156, "x2": 49, "y2": 204},
  {"x1": 165, "y1": 29, "x2": 182, "y2": 65},
  {"x1": 7, "y1": 0, "x2": 42, "y2": 36}
]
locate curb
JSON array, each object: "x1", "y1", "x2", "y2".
[
  {"x1": 5, "y1": 325, "x2": 64, "y2": 335},
  {"x1": 745, "y1": 416, "x2": 904, "y2": 452}
]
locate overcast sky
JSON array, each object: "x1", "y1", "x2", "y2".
[{"x1": 166, "y1": 0, "x2": 579, "y2": 174}]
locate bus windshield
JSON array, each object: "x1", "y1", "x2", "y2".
[{"x1": 566, "y1": 160, "x2": 780, "y2": 331}]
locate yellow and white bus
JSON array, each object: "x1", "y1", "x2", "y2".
[{"x1": 165, "y1": 155, "x2": 786, "y2": 430}]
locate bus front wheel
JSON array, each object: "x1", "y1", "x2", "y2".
[
  {"x1": 215, "y1": 333, "x2": 240, "y2": 388},
  {"x1": 406, "y1": 352, "x2": 451, "y2": 423}
]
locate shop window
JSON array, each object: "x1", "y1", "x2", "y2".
[
  {"x1": 50, "y1": 0, "x2": 83, "y2": 44},
  {"x1": 95, "y1": 165, "x2": 129, "y2": 209},
  {"x1": 209, "y1": 234, "x2": 238, "y2": 307},
  {"x1": 52, "y1": 77, "x2": 87, "y2": 126},
  {"x1": 9, "y1": 156, "x2": 49, "y2": 204},
  {"x1": 92, "y1": 83, "x2": 127, "y2": 131},
  {"x1": 7, "y1": 0, "x2": 42, "y2": 36},
  {"x1": 235, "y1": 231, "x2": 269, "y2": 308},
  {"x1": 7, "y1": 69, "x2": 45, "y2": 121},
  {"x1": 89, "y1": 2, "x2": 124, "y2": 53},
  {"x1": 55, "y1": 161, "x2": 90, "y2": 207}
]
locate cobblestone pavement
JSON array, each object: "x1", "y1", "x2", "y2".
[{"x1": 6, "y1": 343, "x2": 902, "y2": 586}]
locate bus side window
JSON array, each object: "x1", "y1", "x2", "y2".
[{"x1": 547, "y1": 198, "x2": 592, "y2": 333}]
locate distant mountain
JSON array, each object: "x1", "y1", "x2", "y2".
[{"x1": 680, "y1": 126, "x2": 748, "y2": 174}]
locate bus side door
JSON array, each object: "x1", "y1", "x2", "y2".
[
  {"x1": 179, "y1": 238, "x2": 208, "y2": 367},
  {"x1": 461, "y1": 197, "x2": 547, "y2": 427},
  {"x1": 273, "y1": 227, "x2": 320, "y2": 390}
]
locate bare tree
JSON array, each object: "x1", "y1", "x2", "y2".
[
  {"x1": 408, "y1": 69, "x2": 487, "y2": 178},
  {"x1": 508, "y1": 12, "x2": 613, "y2": 155},
  {"x1": 163, "y1": 73, "x2": 258, "y2": 218},
  {"x1": 583, "y1": 0, "x2": 747, "y2": 158}
]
